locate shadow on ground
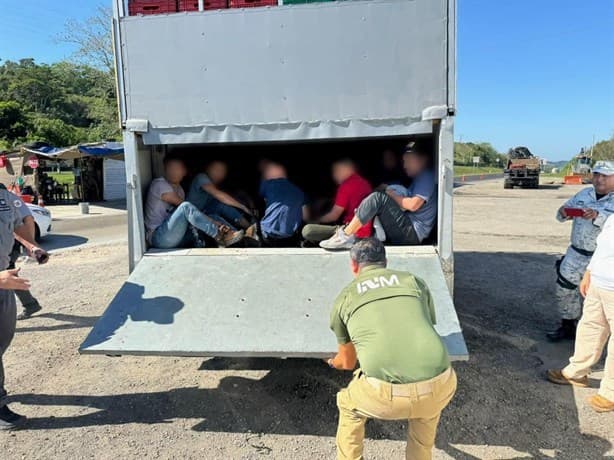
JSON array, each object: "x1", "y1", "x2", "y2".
[
  {"x1": 16, "y1": 313, "x2": 98, "y2": 333},
  {"x1": 41, "y1": 234, "x2": 88, "y2": 251},
  {"x1": 12, "y1": 251, "x2": 612, "y2": 458}
]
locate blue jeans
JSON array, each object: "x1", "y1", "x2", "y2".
[
  {"x1": 202, "y1": 198, "x2": 244, "y2": 230},
  {"x1": 152, "y1": 202, "x2": 219, "y2": 249}
]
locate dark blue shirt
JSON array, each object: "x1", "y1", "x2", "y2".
[{"x1": 260, "y1": 178, "x2": 305, "y2": 239}]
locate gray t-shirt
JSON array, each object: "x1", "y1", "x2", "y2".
[{"x1": 144, "y1": 178, "x2": 185, "y2": 237}]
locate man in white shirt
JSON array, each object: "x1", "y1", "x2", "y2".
[{"x1": 548, "y1": 213, "x2": 614, "y2": 413}]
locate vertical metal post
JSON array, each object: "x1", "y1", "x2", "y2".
[
  {"x1": 198, "y1": 0, "x2": 204, "y2": 10},
  {"x1": 123, "y1": 130, "x2": 146, "y2": 273},
  {"x1": 437, "y1": 116, "x2": 454, "y2": 294}
]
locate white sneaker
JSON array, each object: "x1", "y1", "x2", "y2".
[{"x1": 319, "y1": 227, "x2": 356, "y2": 250}]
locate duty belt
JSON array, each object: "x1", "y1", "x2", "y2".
[{"x1": 571, "y1": 245, "x2": 594, "y2": 257}]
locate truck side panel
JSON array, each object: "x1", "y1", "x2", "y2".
[{"x1": 118, "y1": 0, "x2": 450, "y2": 144}]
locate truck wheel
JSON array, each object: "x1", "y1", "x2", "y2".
[
  {"x1": 531, "y1": 180, "x2": 539, "y2": 189},
  {"x1": 504, "y1": 181, "x2": 513, "y2": 189}
]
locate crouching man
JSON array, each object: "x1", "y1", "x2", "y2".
[
  {"x1": 327, "y1": 238, "x2": 456, "y2": 460},
  {"x1": 145, "y1": 156, "x2": 244, "y2": 249}
]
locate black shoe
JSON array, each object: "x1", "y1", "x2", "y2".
[
  {"x1": 16, "y1": 304, "x2": 42, "y2": 321},
  {"x1": 546, "y1": 319, "x2": 577, "y2": 342},
  {"x1": 0, "y1": 405, "x2": 27, "y2": 431}
]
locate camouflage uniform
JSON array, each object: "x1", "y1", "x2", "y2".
[
  {"x1": 555, "y1": 187, "x2": 614, "y2": 320},
  {"x1": 0, "y1": 188, "x2": 27, "y2": 407}
]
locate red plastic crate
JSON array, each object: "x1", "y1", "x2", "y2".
[
  {"x1": 179, "y1": 0, "x2": 228, "y2": 10},
  {"x1": 129, "y1": 0, "x2": 178, "y2": 15},
  {"x1": 230, "y1": 0, "x2": 277, "y2": 8}
]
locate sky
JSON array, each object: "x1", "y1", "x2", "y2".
[{"x1": 0, "y1": 0, "x2": 613, "y2": 161}]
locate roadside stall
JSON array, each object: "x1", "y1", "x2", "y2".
[{"x1": 20, "y1": 142, "x2": 125, "y2": 204}]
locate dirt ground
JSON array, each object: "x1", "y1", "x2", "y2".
[{"x1": 1, "y1": 179, "x2": 613, "y2": 459}]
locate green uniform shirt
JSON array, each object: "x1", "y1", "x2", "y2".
[{"x1": 330, "y1": 266, "x2": 450, "y2": 384}]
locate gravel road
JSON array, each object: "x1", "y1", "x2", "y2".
[{"x1": 1, "y1": 179, "x2": 612, "y2": 459}]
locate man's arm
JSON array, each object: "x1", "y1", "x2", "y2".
[
  {"x1": 328, "y1": 342, "x2": 357, "y2": 370},
  {"x1": 160, "y1": 191, "x2": 184, "y2": 207},
  {"x1": 386, "y1": 190, "x2": 426, "y2": 212},
  {"x1": 319, "y1": 205, "x2": 344, "y2": 224},
  {"x1": 202, "y1": 183, "x2": 251, "y2": 215},
  {"x1": 328, "y1": 291, "x2": 357, "y2": 370}
]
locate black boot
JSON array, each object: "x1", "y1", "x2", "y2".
[
  {"x1": 546, "y1": 319, "x2": 577, "y2": 342},
  {"x1": 0, "y1": 405, "x2": 27, "y2": 430}
]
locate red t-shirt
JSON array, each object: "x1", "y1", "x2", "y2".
[{"x1": 334, "y1": 173, "x2": 373, "y2": 238}]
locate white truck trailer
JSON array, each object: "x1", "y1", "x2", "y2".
[{"x1": 80, "y1": 0, "x2": 467, "y2": 360}]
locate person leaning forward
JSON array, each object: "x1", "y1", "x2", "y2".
[
  {"x1": 327, "y1": 238, "x2": 456, "y2": 460},
  {"x1": 0, "y1": 186, "x2": 48, "y2": 430}
]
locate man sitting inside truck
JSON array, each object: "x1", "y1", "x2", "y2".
[
  {"x1": 320, "y1": 146, "x2": 436, "y2": 249},
  {"x1": 187, "y1": 160, "x2": 254, "y2": 231},
  {"x1": 145, "y1": 156, "x2": 244, "y2": 249},
  {"x1": 302, "y1": 159, "x2": 373, "y2": 245},
  {"x1": 258, "y1": 160, "x2": 308, "y2": 245}
]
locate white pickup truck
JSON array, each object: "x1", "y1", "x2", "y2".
[{"x1": 80, "y1": 0, "x2": 467, "y2": 360}]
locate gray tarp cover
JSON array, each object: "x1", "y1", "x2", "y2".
[{"x1": 119, "y1": 0, "x2": 450, "y2": 144}]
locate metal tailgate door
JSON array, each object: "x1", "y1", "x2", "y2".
[{"x1": 80, "y1": 249, "x2": 467, "y2": 360}]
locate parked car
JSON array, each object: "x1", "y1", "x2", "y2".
[{"x1": 26, "y1": 203, "x2": 52, "y2": 241}]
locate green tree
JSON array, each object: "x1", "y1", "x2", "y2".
[
  {"x1": 591, "y1": 137, "x2": 614, "y2": 161},
  {"x1": 0, "y1": 101, "x2": 29, "y2": 144}
]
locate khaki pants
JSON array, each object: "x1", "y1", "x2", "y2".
[
  {"x1": 563, "y1": 284, "x2": 614, "y2": 401},
  {"x1": 336, "y1": 367, "x2": 457, "y2": 460}
]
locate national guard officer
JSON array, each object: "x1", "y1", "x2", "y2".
[
  {"x1": 548, "y1": 161, "x2": 614, "y2": 341},
  {"x1": 327, "y1": 238, "x2": 456, "y2": 460},
  {"x1": 0, "y1": 185, "x2": 48, "y2": 430},
  {"x1": 9, "y1": 199, "x2": 43, "y2": 320}
]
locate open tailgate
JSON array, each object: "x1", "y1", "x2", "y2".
[{"x1": 80, "y1": 248, "x2": 468, "y2": 360}]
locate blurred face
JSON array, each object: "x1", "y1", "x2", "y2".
[
  {"x1": 165, "y1": 160, "x2": 187, "y2": 184},
  {"x1": 403, "y1": 152, "x2": 428, "y2": 178},
  {"x1": 332, "y1": 163, "x2": 354, "y2": 185},
  {"x1": 207, "y1": 161, "x2": 228, "y2": 184},
  {"x1": 593, "y1": 172, "x2": 614, "y2": 195},
  {"x1": 263, "y1": 163, "x2": 286, "y2": 180},
  {"x1": 382, "y1": 150, "x2": 397, "y2": 170}
]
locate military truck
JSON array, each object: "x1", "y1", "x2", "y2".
[
  {"x1": 503, "y1": 146, "x2": 540, "y2": 189},
  {"x1": 79, "y1": 0, "x2": 467, "y2": 361}
]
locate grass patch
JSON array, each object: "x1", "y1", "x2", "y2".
[
  {"x1": 454, "y1": 165, "x2": 502, "y2": 177},
  {"x1": 47, "y1": 172, "x2": 75, "y2": 185}
]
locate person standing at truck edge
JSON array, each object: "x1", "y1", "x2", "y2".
[
  {"x1": 8, "y1": 194, "x2": 43, "y2": 320},
  {"x1": 258, "y1": 161, "x2": 307, "y2": 244},
  {"x1": 302, "y1": 159, "x2": 373, "y2": 244},
  {"x1": 187, "y1": 160, "x2": 254, "y2": 231},
  {"x1": 320, "y1": 146, "x2": 437, "y2": 249},
  {"x1": 145, "y1": 156, "x2": 245, "y2": 249},
  {"x1": 547, "y1": 161, "x2": 614, "y2": 341},
  {"x1": 327, "y1": 238, "x2": 456, "y2": 460},
  {"x1": 0, "y1": 188, "x2": 48, "y2": 430},
  {"x1": 547, "y1": 214, "x2": 614, "y2": 412}
]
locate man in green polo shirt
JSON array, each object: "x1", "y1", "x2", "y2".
[{"x1": 327, "y1": 238, "x2": 456, "y2": 460}]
